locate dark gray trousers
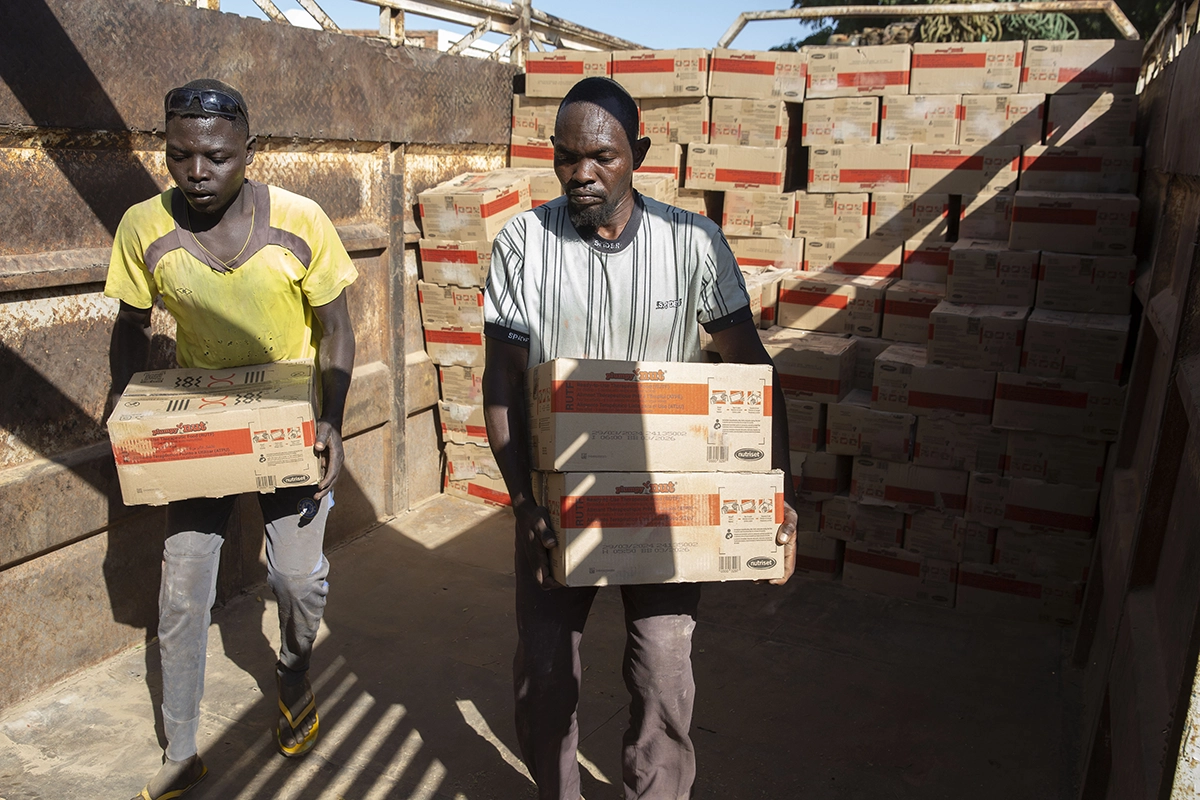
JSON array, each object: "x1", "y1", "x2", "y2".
[{"x1": 513, "y1": 543, "x2": 701, "y2": 800}]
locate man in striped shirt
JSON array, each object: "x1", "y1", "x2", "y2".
[{"x1": 483, "y1": 77, "x2": 797, "y2": 800}]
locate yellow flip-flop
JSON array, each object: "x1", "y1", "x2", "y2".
[
  {"x1": 277, "y1": 691, "x2": 319, "y2": 758},
  {"x1": 133, "y1": 761, "x2": 208, "y2": 800}
]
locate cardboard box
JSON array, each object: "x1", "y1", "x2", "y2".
[
  {"x1": 417, "y1": 280, "x2": 483, "y2": 330},
  {"x1": 801, "y1": 97, "x2": 879, "y2": 146},
  {"x1": 419, "y1": 239, "x2": 492, "y2": 287},
  {"x1": 966, "y1": 473, "x2": 1098, "y2": 537},
  {"x1": 843, "y1": 543, "x2": 957, "y2": 607},
  {"x1": 872, "y1": 343, "x2": 996, "y2": 424},
  {"x1": 904, "y1": 510, "x2": 965, "y2": 561},
  {"x1": 438, "y1": 400, "x2": 487, "y2": 445},
  {"x1": 444, "y1": 469, "x2": 511, "y2": 508},
  {"x1": 540, "y1": 470, "x2": 786, "y2": 586},
  {"x1": 675, "y1": 188, "x2": 709, "y2": 217},
  {"x1": 1019, "y1": 145, "x2": 1141, "y2": 193},
  {"x1": 686, "y1": 144, "x2": 786, "y2": 192},
  {"x1": 992, "y1": 371, "x2": 1126, "y2": 440},
  {"x1": 1020, "y1": 308, "x2": 1129, "y2": 383},
  {"x1": 761, "y1": 327, "x2": 857, "y2": 403},
  {"x1": 107, "y1": 362, "x2": 319, "y2": 506},
  {"x1": 826, "y1": 388, "x2": 915, "y2": 462},
  {"x1": 1008, "y1": 191, "x2": 1139, "y2": 255},
  {"x1": 821, "y1": 496, "x2": 906, "y2": 546},
  {"x1": 795, "y1": 499, "x2": 825, "y2": 532},
  {"x1": 1045, "y1": 93, "x2": 1138, "y2": 146},
  {"x1": 730, "y1": 235, "x2": 803, "y2": 271},
  {"x1": 912, "y1": 416, "x2": 1008, "y2": 473},
  {"x1": 956, "y1": 562, "x2": 1082, "y2": 623},
  {"x1": 639, "y1": 142, "x2": 683, "y2": 182},
  {"x1": 946, "y1": 239, "x2": 1039, "y2": 306},
  {"x1": 613, "y1": 49, "x2": 709, "y2": 98},
  {"x1": 785, "y1": 395, "x2": 825, "y2": 452},
  {"x1": 511, "y1": 94, "x2": 560, "y2": 140},
  {"x1": 524, "y1": 51, "x2": 612, "y2": 97},
  {"x1": 1004, "y1": 431, "x2": 1108, "y2": 486},
  {"x1": 527, "y1": 359, "x2": 773, "y2": 472},
  {"x1": 804, "y1": 44, "x2": 912, "y2": 98},
  {"x1": 794, "y1": 192, "x2": 870, "y2": 240},
  {"x1": 959, "y1": 194, "x2": 1014, "y2": 241},
  {"x1": 908, "y1": 145, "x2": 1021, "y2": 195},
  {"x1": 632, "y1": 172, "x2": 677, "y2": 205},
  {"x1": 958, "y1": 94, "x2": 1046, "y2": 146},
  {"x1": 438, "y1": 365, "x2": 484, "y2": 405},
  {"x1": 793, "y1": 531, "x2": 845, "y2": 580},
  {"x1": 1020, "y1": 39, "x2": 1143, "y2": 95},
  {"x1": 708, "y1": 47, "x2": 807, "y2": 100},
  {"x1": 723, "y1": 191, "x2": 795, "y2": 237},
  {"x1": 418, "y1": 172, "x2": 532, "y2": 240},
  {"x1": 883, "y1": 279, "x2": 945, "y2": 343},
  {"x1": 850, "y1": 335, "x2": 895, "y2": 392},
  {"x1": 710, "y1": 98, "x2": 791, "y2": 149},
  {"x1": 993, "y1": 528, "x2": 1093, "y2": 581},
  {"x1": 869, "y1": 193, "x2": 950, "y2": 243},
  {"x1": 1035, "y1": 251, "x2": 1135, "y2": 315},
  {"x1": 444, "y1": 442, "x2": 510, "y2": 508},
  {"x1": 791, "y1": 450, "x2": 852, "y2": 500},
  {"x1": 902, "y1": 239, "x2": 954, "y2": 284},
  {"x1": 506, "y1": 168, "x2": 562, "y2": 207},
  {"x1": 956, "y1": 517, "x2": 997, "y2": 563},
  {"x1": 777, "y1": 273, "x2": 891, "y2": 336},
  {"x1": 851, "y1": 457, "x2": 968, "y2": 515},
  {"x1": 909, "y1": 41, "x2": 1024, "y2": 94},
  {"x1": 927, "y1": 302, "x2": 1029, "y2": 372},
  {"x1": 639, "y1": 97, "x2": 710, "y2": 145},
  {"x1": 750, "y1": 269, "x2": 788, "y2": 329},
  {"x1": 807, "y1": 145, "x2": 910, "y2": 193},
  {"x1": 803, "y1": 237, "x2": 902, "y2": 279},
  {"x1": 880, "y1": 94, "x2": 960, "y2": 146},
  {"x1": 424, "y1": 326, "x2": 485, "y2": 367}
]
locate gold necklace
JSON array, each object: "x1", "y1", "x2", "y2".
[{"x1": 186, "y1": 193, "x2": 256, "y2": 270}]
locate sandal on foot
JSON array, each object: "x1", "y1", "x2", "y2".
[
  {"x1": 132, "y1": 759, "x2": 208, "y2": 800},
  {"x1": 276, "y1": 681, "x2": 319, "y2": 758}
]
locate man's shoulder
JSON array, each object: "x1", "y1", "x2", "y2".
[
  {"x1": 118, "y1": 189, "x2": 175, "y2": 236},
  {"x1": 266, "y1": 184, "x2": 326, "y2": 221},
  {"x1": 499, "y1": 196, "x2": 567, "y2": 239}
]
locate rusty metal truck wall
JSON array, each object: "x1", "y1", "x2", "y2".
[{"x1": 0, "y1": 0, "x2": 514, "y2": 708}]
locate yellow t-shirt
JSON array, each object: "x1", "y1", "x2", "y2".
[{"x1": 104, "y1": 181, "x2": 358, "y2": 369}]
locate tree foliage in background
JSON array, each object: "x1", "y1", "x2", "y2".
[{"x1": 772, "y1": 0, "x2": 1172, "y2": 48}]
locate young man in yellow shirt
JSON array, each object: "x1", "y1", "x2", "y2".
[{"x1": 106, "y1": 79, "x2": 356, "y2": 800}]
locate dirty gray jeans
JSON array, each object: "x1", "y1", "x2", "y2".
[
  {"x1": 159, "y1": 486, "x2": 331, "y2": 762},
  {"x1": 513, "y1": 542, "x2": 702, "y2": 800}
]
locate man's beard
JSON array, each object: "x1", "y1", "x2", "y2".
[{"x1": 567, "y1": 193, "x2": 620, "y2": 232}]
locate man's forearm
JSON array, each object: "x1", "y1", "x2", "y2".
[
  {"x1": 109, "y1": 306, "x2": 152, "y2": 402},
  {"x1": 483, "y1": 368, "x2": 537, "y2": 510},
  {"x1": 317, "y1": 329, "x2": 354, "y2": 430},
  {"x1": 771, "y1": 376, "x2": 797, "y2": 507}
]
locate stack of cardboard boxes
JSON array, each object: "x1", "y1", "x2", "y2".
[
  {"x1": 762, "y1": 37, "x2": 1141, "y2": 622},
  {"x1": 416, "y1": 170, "x2": 537, "y2": 506}
]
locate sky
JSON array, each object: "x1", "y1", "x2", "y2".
[{"x1": 217, "y1": 0, "x2": 817, "y2": 51}]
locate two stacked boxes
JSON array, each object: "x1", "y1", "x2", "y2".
[{"x1": 528, "y1": 358, "x2": 785, "y2": 586}]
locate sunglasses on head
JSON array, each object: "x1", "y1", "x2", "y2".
[{"x1": 165, "y1": 87, "x2": 246, "y2": 122}]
